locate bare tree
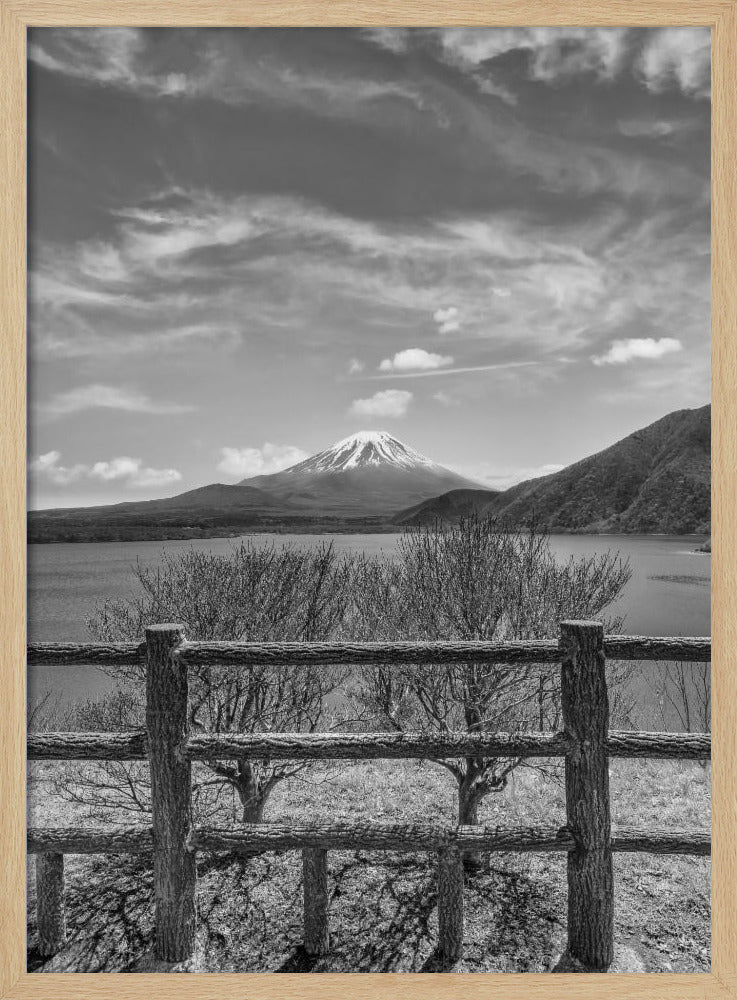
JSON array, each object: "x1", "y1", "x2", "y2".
[
  {"x1": 352, "y1": 518, "x2": 631, "y2": 867},
  {"x1": 64, "y1": 541, "x2": 355, "y2": 824},
  {"x1": 653, "y1": 660, "x2": 711, "y2": 735}
]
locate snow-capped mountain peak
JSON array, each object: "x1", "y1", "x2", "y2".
[
  {"x1": 236, "y1": 429, "x2": 479, "y2": 513},
  {"x1": 284, "y1": 431, "x2": 444, "y2": 475}
]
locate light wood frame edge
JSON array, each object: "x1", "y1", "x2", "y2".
[{"x1": 2, "y1": 2, "x2": 734, "y2": 997}]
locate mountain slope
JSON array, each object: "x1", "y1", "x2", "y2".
[
  {"x1": 26, "y1": 483, "x2": 299, "y2": 542},
  {"x1": 396, "y1": 405, "x2": 710, "y2": 534},
  {"x1": 394, "y1": 488, "x2": 501, "y2": 527},
  {"x1": 242, "y1": 431, "x2": 479, "y2": 514}
]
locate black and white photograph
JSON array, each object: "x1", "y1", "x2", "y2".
[{"x1": 26, "y1": 26, "x2": 711, "y2": 974}]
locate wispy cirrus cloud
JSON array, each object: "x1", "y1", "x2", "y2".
[
  {"x1": 40, "y1": 384, "x2": 193, "y2": 417},
  {"x1": 28, "y1": 28, "x2": 431, "y2": 123},
  {"x1": 366, "y1": 27, "x2": 710, "y2": 100},
  {"x1": 30, "y1": 184, "x2": 708, "y2": 399},
  {"x1": 28, "y1": 174, "x2": 709, "y2": 431},
  {"x1": 372, "y1": 361, "x2": 539, "y2": 380}
]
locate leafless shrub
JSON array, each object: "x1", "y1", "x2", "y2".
[
  {"x1": 63, "y1": 541, "x2": 356, "y2": 823},
  {"x1": 350, "y1": 517, "x2": 631, "y2": 865}
]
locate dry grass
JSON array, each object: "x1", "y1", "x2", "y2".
[{"x1": 26, "y1": 756, "x2": 710, "y2": 973}]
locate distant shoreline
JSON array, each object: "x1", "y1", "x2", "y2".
[{"x1": 27, "y1": 522, "x2": 712, "y2": 545}]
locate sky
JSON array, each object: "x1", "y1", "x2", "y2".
[{"x1": 27, "y1": 27, "x2": 711, "y2": 509}]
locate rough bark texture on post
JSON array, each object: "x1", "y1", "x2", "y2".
[
  {"x1": 146, "y1": 623, "x2": 196, "y2": 963},
  {"x1": 559, "y1": 620, "x2": 614, "y2": 972},
  {"x1": 437, "y1": 846, "x2": 464, "y2": 965},
  {"x1": 36, "y1": 852, "x2": 67, "y2": 956},
  {"x1": 303, "y1": 848, "x2": 330, "y2": 956}
]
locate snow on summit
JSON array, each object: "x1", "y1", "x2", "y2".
[
  {"x1": 236, "y1": 429, "x2": 479, "y2": 511},
  {"x1": 285, "y1": 431, "x2": 443, "y2": 475}
]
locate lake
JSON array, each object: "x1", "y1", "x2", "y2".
[{"x1": 28, "y1": 533, "x2": 710, "y2": 715}]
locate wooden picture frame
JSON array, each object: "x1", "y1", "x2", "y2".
[{"x1": 1, "y1": 3, "x2": 733, "y2": 997}]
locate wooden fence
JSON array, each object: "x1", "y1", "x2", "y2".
[{"x1": 26, "y1": 620, "x2": 711, "y2": 971}]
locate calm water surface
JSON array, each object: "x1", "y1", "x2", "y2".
[{"x1": 28, "y1": 533, "x2": 710, "y2": 707}]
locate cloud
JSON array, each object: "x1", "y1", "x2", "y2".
[
  {"x1": 592, "y1": 337, "x2": 683, "y2": 366},
  {"x1": 28, "y1": 28, "x2": 147, "y2": 89},
  {"x1": 217, "y1": 443, "x2": 309, "y2": 478},
  {"x1": 434, "y1": 27, "x2": 710, "y2": 99},
  {"x1": 29, "y1": 28, "x2": 429, "y2": 123},
  {"x1": 30, "y1": 185, "x2": 708, "y2": 386},
  {"x1": 379, "y1": 348, "x2": 453, "y2": 372},
  {"x1": 41, "y1": 384, "x2": 193, "y2": 417},
  {"x1": 452, "y1": 460, "x2": 565, "y2": 491},
  {"x1": 433, "y1": 306, "x2": 460, "y2": 334},
  {"x1": 617, "y1": 118, "x2": 678, "y2": 139},
  {"x1": 637, "y1": 28, "x2": 710, "y2": 98},
  {"x1": 436, "y1": 27, "x2": 630, "y2": 85},
  {"x1": 349, "y1": 389, "x2": 413, "y2": 418},
  {"x1": 32, "y1": 308, "x2": 242, "y2": 359},
  {"x1": 372, "y1": 361, "x2": 538, "y2": 379},
  {"x1": 29, "y1": 451, "x2": 182, "y2": 488},
  {"x1": 348, "y1": 358, "x2": 364, "y2": 374},
  {"x1": 29, "y1": 451, "x2": 86, "y2": 486},
  {"x1": 433, "y1": 390, "x2": 459, "y2": 407},
  {"x1": 361, "y1": 28, "x2": 411, "y2": 54}
]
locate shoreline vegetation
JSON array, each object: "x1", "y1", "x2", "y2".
[{"x1": 26, "y1": 515, "x2": 713, "y2": 545}]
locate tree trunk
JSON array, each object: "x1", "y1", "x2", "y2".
[
  {"x1": 437, "y1": 846, "x2": 464, "y2": 965},
  {"x1": 458, "y1": 780, "x2": 483, "y2": 871},
  {"x1": 236, "y1": 766, "x2": 267, "y2": 858},
  {"x1": 303, "y1": 848, "x2": 330, "y2": 955},
  {"x1": 242, "y1": 797, "x2": 265, "y2": 825}
]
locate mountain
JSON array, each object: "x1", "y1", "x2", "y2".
[
  {"x1": 27, "y1": 431, "x2": 479, "y2": 541},
  {"x1": 395, "y1": 405, "x2": 710, "y2": 534},
  {"x1": 28, "y1": 409, "x2": 710, "y2": 543},
  {"x1": 240, "y1": 431, "x2": 479, "y2": 514},
  {"x1": 395, "y1": 488, "x2": 501, "y2": 527},
  {"x1": 26, "y1": 482, "x2": 300, "y2": 543}
]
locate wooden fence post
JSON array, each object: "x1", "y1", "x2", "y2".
[
  {"x1": 437, "y1": 845, "x2": 464, "y2": 965},
  {"x1": 146, "y1": 623, "x2": 196, "y2": 963},
  {"x1": 36, "y1": 852, "x2": 66, "y2": 956},
  {"x1": 559, "y1": 620, "x2": 614, "y2": 972},
  {"x1": 303, "y1": 847, "x2": 330, "y2": 955}
]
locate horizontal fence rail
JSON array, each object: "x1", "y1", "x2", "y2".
[
  {"x1": 27, "y1": 634, "x2": 711, "y2": 666},
  {"x1": 28, "y1": 641, "x2": 146, "y2": 665},
  {"x1": 27, "y1": 821, "x2": 711, "y2": 857},
  {"x1": 28, "y1": 622, "x2": 711, "y2": 972},
  {"x1": 27, "y1": 729, "x2": 712, "y2": 761}
]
